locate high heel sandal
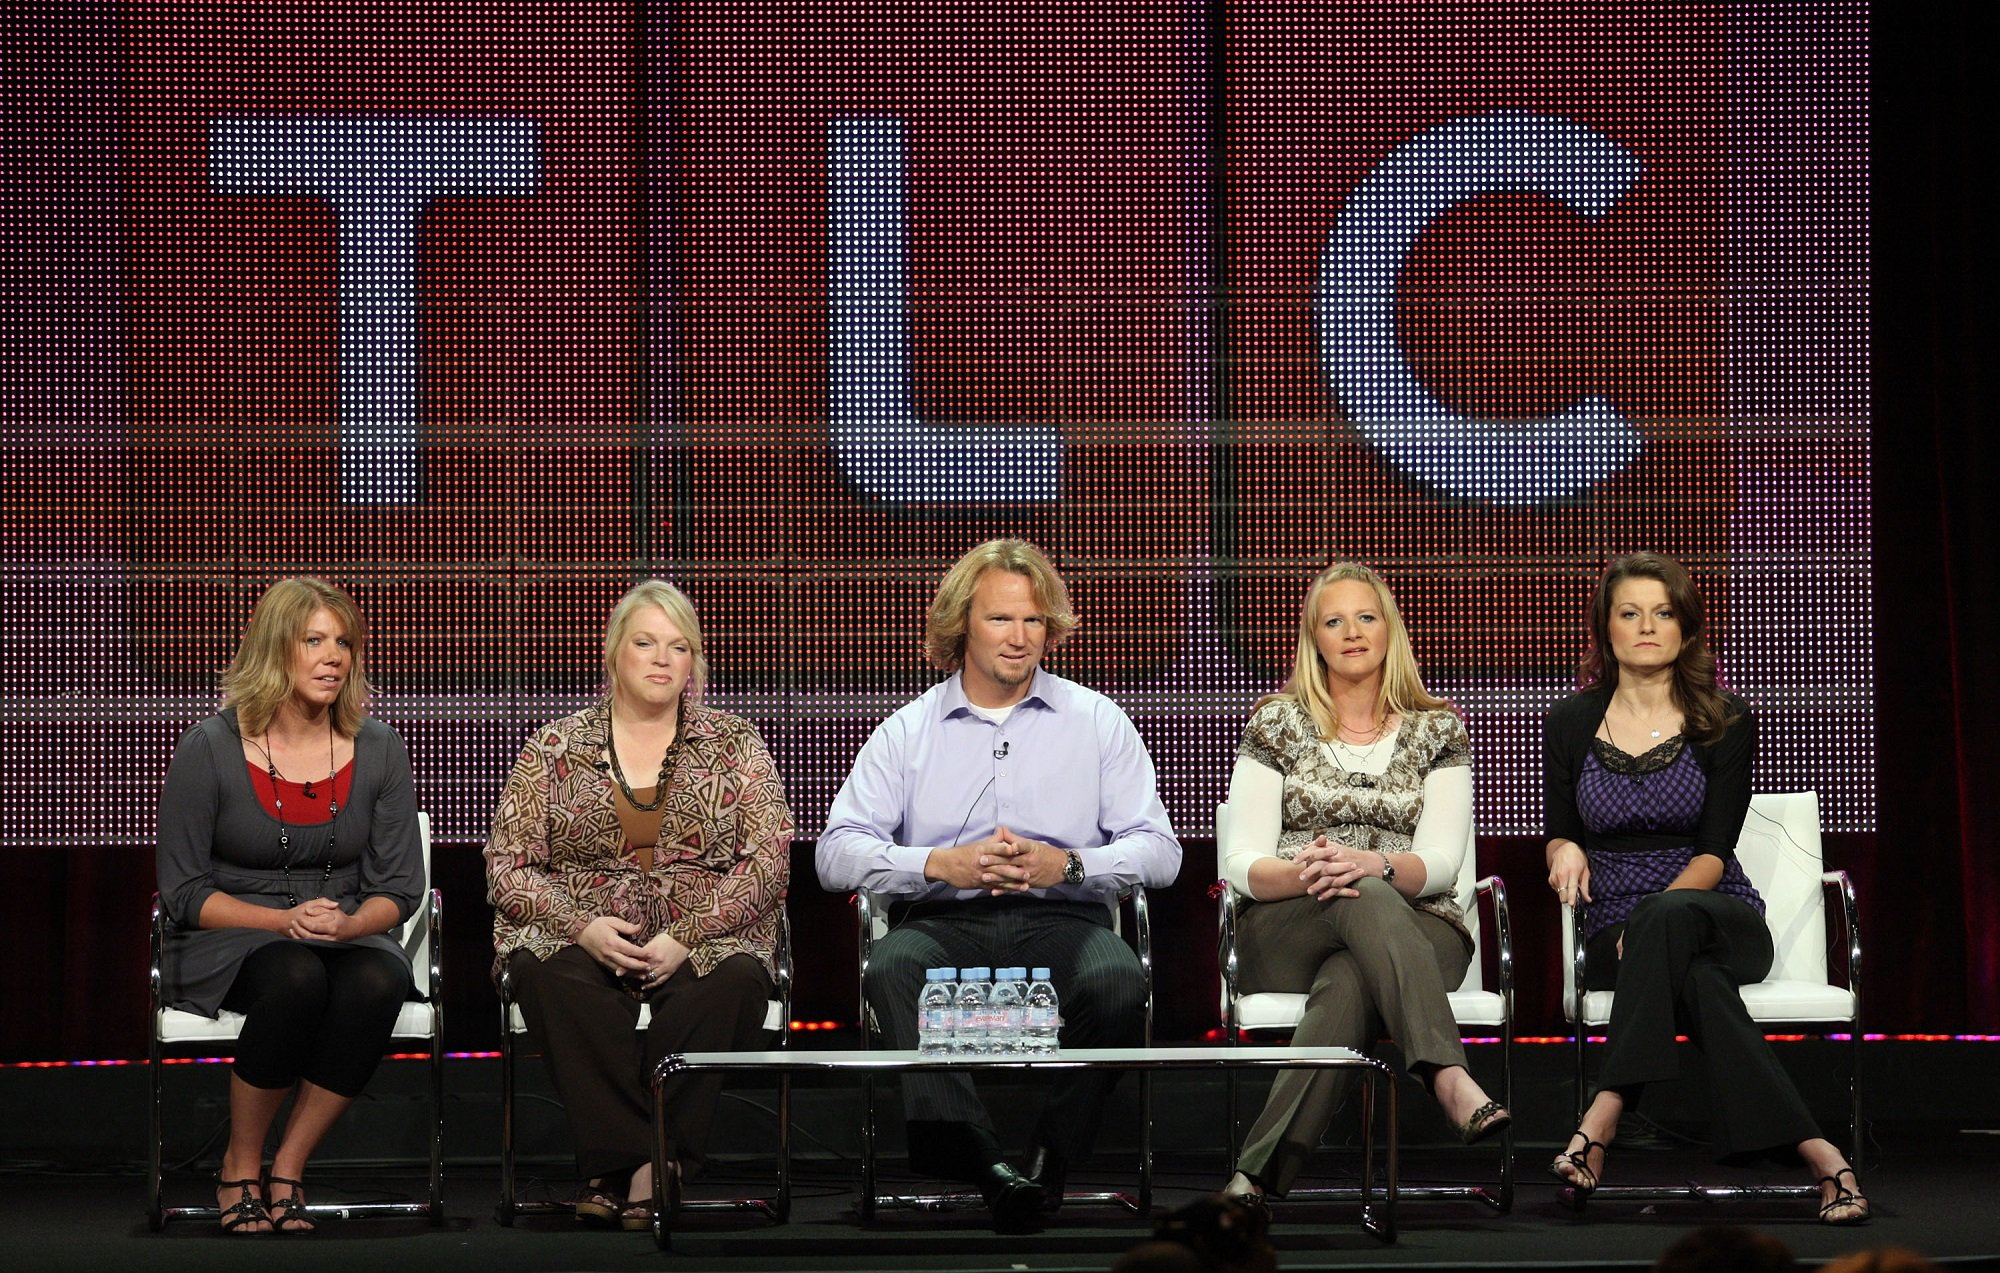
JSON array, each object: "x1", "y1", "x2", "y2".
[
  {"x1": 1548, "y1": 1130, "x2": 1607, "y2": 1199},
  {"x1": 215, "y1": 1173, "x2": 270, "y2": 1234},
  {"x1": 1817, "y1": 1166, "x2": 1871, "y2": 1226},
  {"x1": 264, "y1": 1175, "x2": 315, "y2": 1233}
]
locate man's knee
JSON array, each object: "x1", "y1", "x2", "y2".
[{"x1": 864, "y1": 928, "x2": 941, "y2": 1006}]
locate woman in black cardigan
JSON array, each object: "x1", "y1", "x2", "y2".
[{"x1": 1543, "y1": 553, "x2": 1867, "y2": 1225}]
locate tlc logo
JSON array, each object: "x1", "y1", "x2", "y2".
[
  {"x1": 125, "y1": 0, "x2": 1720, "y2": 690},
  {"x1": 201, "y1": 110, "x2": 1642, "y2": 509}
]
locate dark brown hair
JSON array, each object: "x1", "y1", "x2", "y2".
[{"x1": 1579, "y1": 552, "x2": 1742, "y2": 745}]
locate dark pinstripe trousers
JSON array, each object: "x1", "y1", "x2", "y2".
[{"x1": 864, "y1": 897, "x2": 1145, "y2": 1159}]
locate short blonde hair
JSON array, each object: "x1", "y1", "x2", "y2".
[
  {"x1": 924, "y1": 539, "x2": 1079, "y2": 671},
  {"x1": 1267, "y1": 561, "x2": 1446, "y2": 739},
  {"x1": 602, "y1": 579, "x2": 709, "y2": 698},
  {"x1": 222, "y1": 577, "x2": 373, "y2": 738}
]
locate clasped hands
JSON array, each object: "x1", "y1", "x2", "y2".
[
  {"x1": 1293, "y1": 836, "x2": 1382, "y2": 900},
  {"x1": 926, "y1": 825, "x2": 1064, "y2": 895},
  {"x1": 577, "y1": 915, "x2": 692, "y2": 989},
  {"x1": 283, "y1": 897, "x2": 361, "y2": 942}
]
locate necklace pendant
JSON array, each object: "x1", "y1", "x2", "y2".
[
  {"x1": 302, "y1": 779, "x2": 317, "y2": 798},
  {"x1": 1649, "y1": 729, "x2": 1662, "y2": 739}
]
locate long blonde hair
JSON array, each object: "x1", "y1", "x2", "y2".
[
  {"x1": 923, "y1": 539, "x2": 1079, "y2": 671},
  {"x1": 222, "y1": 577, "x2": 373, "y2": 737},
  {"x1": 1262, "y1": 561, "x2": 1447, "y2": 739},
  {"x1": 602, "y1": 579, "x2": 710, "y2": 699}
]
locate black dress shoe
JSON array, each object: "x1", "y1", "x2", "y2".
[
  {"x1": 979, "y1": 1162, "x2": 1044, "y2": 1233},
  {"x1": 1024, "y1": 1144, "x2": 1069, "y2": 1213}
]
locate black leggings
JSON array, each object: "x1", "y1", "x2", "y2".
[{"x1": 221, "y1": 941, "x2": 411, "y2": 1098}]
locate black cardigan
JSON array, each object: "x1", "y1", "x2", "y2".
[{"x1": 1542, "y1": 685, "x2": 1756, "y2": 861}]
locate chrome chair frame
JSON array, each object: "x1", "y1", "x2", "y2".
[
  {"x1": 1559, "y1": 790, "x2": 1862, "y2": 1205},
  {"x1": 148, "y1": 812, "x2": 443, "y2": 1230},
  {"x1": 495, "y1": 908, "x2": 794, "y2": 1225},
  {"x1": 854, "y1": 886, "x2": 1154, "y2": 1220},
  {"x1": 1216, "y1": 804, "x2": 1514, "y2": 1212}
]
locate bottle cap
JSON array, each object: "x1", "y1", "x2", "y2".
[
  {"x1": 961, "y1": 966, "x2": 991, "y2": 980},
  {"x1": 1031, "y1": 967, "x2": 1052, "y2": 980}
]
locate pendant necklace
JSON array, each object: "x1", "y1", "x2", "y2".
[
  {"x1": 247, "y1": 721, "x2": 340, "y2": 907},
  {"x1": 607, "y1": 709, "x2": 675, "y2": 813}
]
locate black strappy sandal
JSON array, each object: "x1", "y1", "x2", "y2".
[
  {"x1": 1548, "y1": 1129, "x2": 1607, "y2": 1199},
  {"x1": 264, "y1": 1175, "x2": 315, "y2": 1233},
  {"x1": 215, "y1": 1173, "x2": 270, "y2": 1234},
  {"x1": 1817, "y1": 1166, "x2": 1871, "y2": 1226}
]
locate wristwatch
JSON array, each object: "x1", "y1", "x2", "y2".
[
  {"x1": 1376, "y1": 850, "x2": 1396, "y2": 884},
  {"x1": 1062, "y1": 849, "x2": 1086, "y2": 886}
]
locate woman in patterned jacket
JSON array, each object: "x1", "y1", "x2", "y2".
[
  {"x1": 1220, "y1": 562, "x2": 1508, "y2": 1204},
  {"x1": 486, "y1": 580, "x2": 792, "y2": 1230}
]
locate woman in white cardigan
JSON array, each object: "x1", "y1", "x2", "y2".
[{"x1": 1220, "y1": 562, "x2": 1508, "y2": 1203}]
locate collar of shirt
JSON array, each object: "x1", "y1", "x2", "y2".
[{"x1": 935, "y1": 666, "x2": 1065, "y2": 721}]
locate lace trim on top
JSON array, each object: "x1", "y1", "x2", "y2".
[{"x1": 1590, "y1": 733, "x2": 1685, "y2": 776}]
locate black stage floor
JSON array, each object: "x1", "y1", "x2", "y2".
[{"x1": 7, "y1": 1129, "x2": 1997, "y2": 1273}]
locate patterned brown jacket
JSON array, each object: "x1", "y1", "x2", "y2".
[{"x1": 485, "y1": 699, "x2": 792, "y2": 983}]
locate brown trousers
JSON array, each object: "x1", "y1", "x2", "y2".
[
  {"x1": 508, "y1": 945, "x2": 773, "y2": 1181},
  {"x1": 1234, "y1": 879, "x2": 1471, "y2": 1195}
]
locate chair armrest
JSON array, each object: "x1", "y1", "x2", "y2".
[
  {"x1": 421, "y1": 888, "x2": 443, "y2": 1003},
  {"x1": 1474, "y1": 875, "x2": 1513, "y2": 1022},
  {"x1": 1216, "y1": 881, "x2": 1241, "y2": 1036},
  {"x1": 1121, "y1": 885, "x2": 1153, "y2": 1046},
  {"x1": 1820, "y1": 869, "x2": 1861, "y2": 1009},
  {"x1": 150, "y1": 893, "x2": 165, "y2": 1018},
  {"x1": 774, "y1": 906, "x2": 794, "y2": 1045},
  {"x1": 1566, "y1": 894, "x2": 1589, "y2": 1023}
]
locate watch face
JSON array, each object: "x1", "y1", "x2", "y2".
[{"x1": 1064, "y1": 852, "x2": 1085, "y2": 884}]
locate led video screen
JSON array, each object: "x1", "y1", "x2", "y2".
[{"x1": 4, "y1": 0, "x2": 1867, "y2": 850}]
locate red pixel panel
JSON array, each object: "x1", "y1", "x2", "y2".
[{"x1": 1223, "y1": 0, "x2": 1728, "y2": 679}]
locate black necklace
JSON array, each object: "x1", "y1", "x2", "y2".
[
  {"x1": 606, "y1": 713, "x2": 675, "y2": 812},
  {"x1": 246, "y1": 725, "x2": 341, "y2": 907}
]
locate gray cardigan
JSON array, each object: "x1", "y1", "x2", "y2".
[{"x1": 156, "y1": 708, "x2": 425, "y2": 1016}]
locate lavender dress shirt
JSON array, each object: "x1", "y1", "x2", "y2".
[{"x1": 816, "y1": 668, "x2": 1182, "y2": 903}]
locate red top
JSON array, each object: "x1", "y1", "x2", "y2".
[{"x1": 246, "y1": 760, "x2": 354, "y2": 824}]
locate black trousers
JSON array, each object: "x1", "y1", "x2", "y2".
[
  {"x1": 864, "y1": 897, "x2": 1145, "y2": 1162},
  {"x1": 221, "y1": 940, "x2": 411, "y2": 1098},
  {"x1": 508, "y1": 946, "x2": 774, "y2": 1181},
  {"x1": 1587, "y1": 889, "x2": 1821, "y2": 1160}
]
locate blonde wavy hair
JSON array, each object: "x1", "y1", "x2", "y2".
[
  {"x1": 924, "y1": 539, "x2": 1078, "y2": 671},
  {"x1": 222, "y1": 577, "x2": 373, "y2": 738},
  {"x1": 1263, "y1": 561, "x2": 1447, "y2": 740},
  {"x1": 602, "y1": 579, "x2": 709, "y2": 699}
]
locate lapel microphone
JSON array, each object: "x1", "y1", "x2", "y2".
[{"x1": 993, "y1": 741, "x2": 1010, "y2": 759}]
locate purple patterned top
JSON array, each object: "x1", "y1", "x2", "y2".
[{"x1": 1575, "y1": 738, "x2": 1764, "y2": 940}]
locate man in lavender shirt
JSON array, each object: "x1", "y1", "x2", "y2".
[{"x1": 817, "y1": 539, "x2": 1182, "y2": 1231}]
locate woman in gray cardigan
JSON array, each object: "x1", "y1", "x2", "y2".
[{"x1": 156, "y1": 578, "x2": 424, "y2": 1233}]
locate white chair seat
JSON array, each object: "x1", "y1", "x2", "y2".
[
  {"x1": 1215, "y1": 801, "x2": 1515, "y2": 1211},
  {"x1": 1560, "y1": 791, "x2": 1864, "y2": 1187},
  {"x1": 161, "y1": 1000, "x2": 438, "y2": 1045},
  {"x1": 149, "y1": 813, "x2": 442, "y2": 1230},
  {"x1": 504, "y1": 1000, "x2": 786, "y2": 1035},
  {"x1": 1573, "y1": 982, "x2": 1856, "y2": 1028}
]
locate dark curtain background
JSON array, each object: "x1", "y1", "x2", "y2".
[{"x1": 3, "y1": 5, "x2": 1995, "y2": 1060}]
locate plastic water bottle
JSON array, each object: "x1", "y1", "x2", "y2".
[
  {"x1": 917, "y1": 968, "x2": 957, "y2": 1055},
  {"x1": 1023, "y1": 967, "x2": 1061, "y2": 1057},
  {"x1": 954, "y1": 966, "x2": 992, "y2": 1055},
  {"x1": 988, "y1": 967, "x2": 1028, "y2": 1055}
]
